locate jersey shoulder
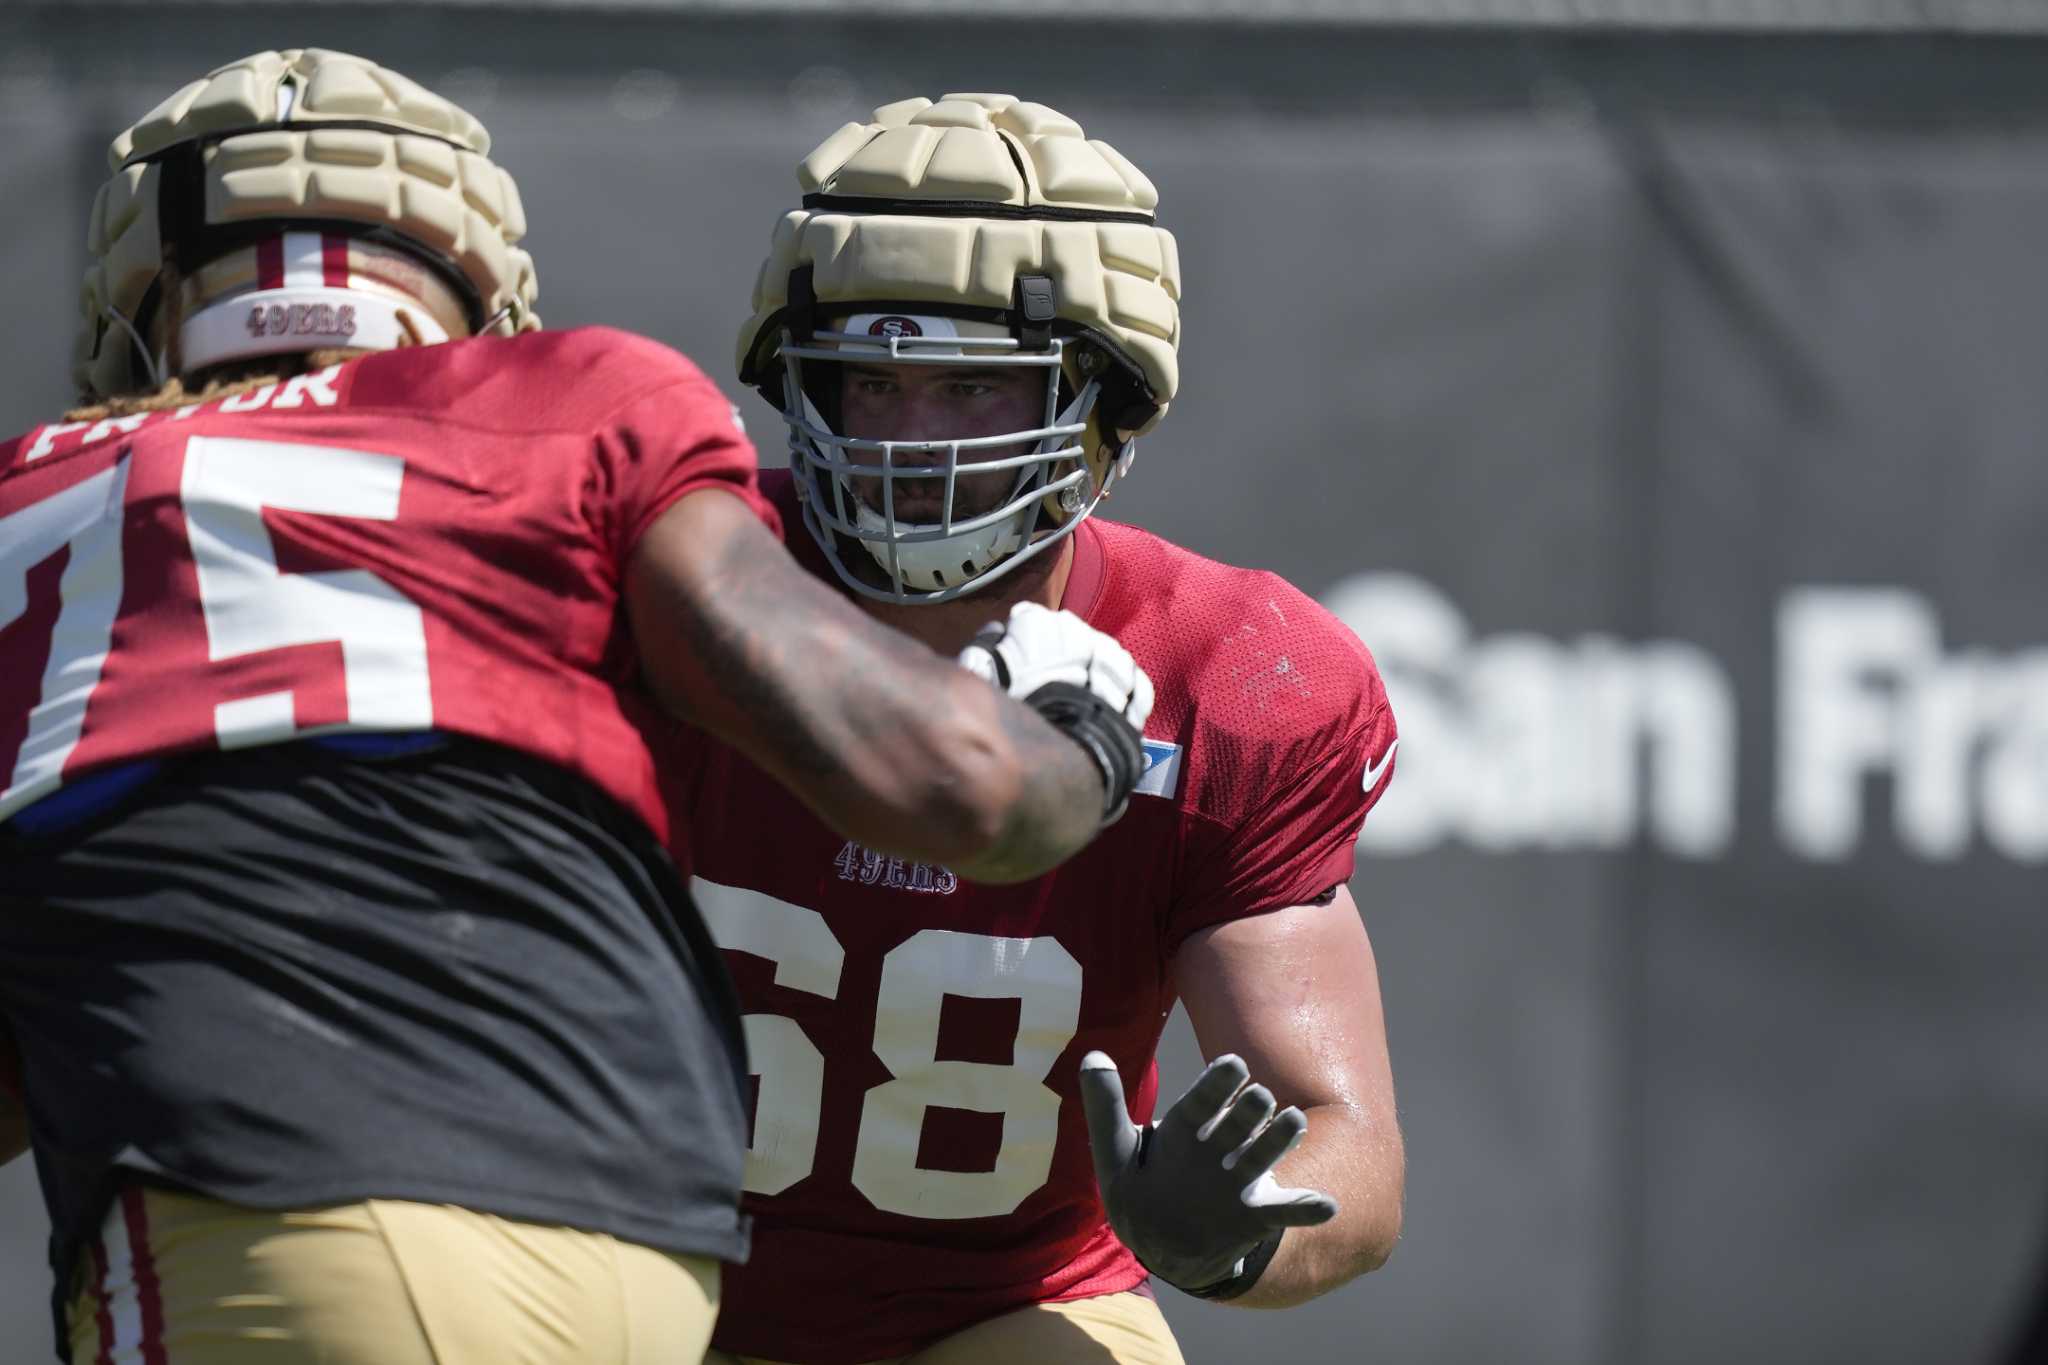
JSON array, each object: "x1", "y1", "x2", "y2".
[
  {"x1": 1086, "y1": 519, "x2": 1391, "y2": 814},
  {"x1": 346, "y1": 325, "x2": 725, "y2": 433}
]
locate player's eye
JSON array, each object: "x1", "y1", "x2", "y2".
[{"x1": 852, "y1": 376, "x2": 897, "y2": 396}]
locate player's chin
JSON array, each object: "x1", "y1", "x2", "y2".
[
  {"x1": 906, "y1": 496, "x2": 1010, "y2": 523},
  {"x1": 857, "y1": 483, "x2": 994, "y2": 524}
]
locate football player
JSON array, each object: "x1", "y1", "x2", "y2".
[
  {"x1": 0, "y1": 58, "x2": 1152, "y2": 1365},
  {"x1": 671, "y1": 95, "x2": 1403, "y2": 1364}
]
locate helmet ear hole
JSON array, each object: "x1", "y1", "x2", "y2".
[{"x1": 1088, "y1": 360, "x2": 1157, "y2": 440}]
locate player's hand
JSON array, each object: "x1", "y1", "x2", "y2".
[
  {"x1": 1078, "y1": 1050, "x2": 1337, "y2": 1297},
  {"x1": 957, "y1": 601, "x2": 1153, "y2": 727},
  {"x1": 958, "y1": 603, "x2": 1153, "y2": 822}
]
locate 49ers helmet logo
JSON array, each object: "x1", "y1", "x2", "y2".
[
  {"x1": 868, "y1": 315, "x2": 923, "y2": 339},
  {"x1": 247, "y1": 302, "x2": 359, "y2": 340}
]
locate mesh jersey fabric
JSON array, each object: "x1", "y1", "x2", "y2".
[
  {"x1": 660, "y1": 470, "x2": 1396, "y2": 1364},
  {"x1": 1, "y1": 325, "x2": 774, "y2": 842}
]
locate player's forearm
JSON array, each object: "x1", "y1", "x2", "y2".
[
  {"x1": 945, "y1": 700, "x2": 1110, "y2": 883},
  {"x1": 1225, "y1": 1101, "x2": 1403, "y2": 1308},
  {"x1": 860, "y1": 663, "x2": 1122, "y2": 888},
  {"x1": 1171, "y1": 893, "x2": 1402, "y2": 1306},
  {"x1": 629, "y1": 491, "x2": 1107, "y2": 875}
]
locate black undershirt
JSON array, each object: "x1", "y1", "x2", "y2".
[{"x1": 0, "y1": 737, "x2": 749, "y2": 1357}]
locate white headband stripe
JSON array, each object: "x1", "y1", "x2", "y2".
[
  {"x1": 179, "y1": 286, "x2": 449, "y2": 375},
  {"x1": 254, "y1": 232, "x2": 349, "y2": 291}
]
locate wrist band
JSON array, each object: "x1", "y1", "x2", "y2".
[
  {"x1": 1020, "y1": 680, "x2": 1144, "y2": 824},
  {"x1": 1178, "y1": 1231, "x2": 1285, "y2": 1301}
]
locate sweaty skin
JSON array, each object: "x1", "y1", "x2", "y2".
[
  {"x1": 825, "y1": 360, "x2": 1405, "y2": 1303},
  {"x1": 1174, "y1": 885, "x2": 1404, "y2": 1304}
]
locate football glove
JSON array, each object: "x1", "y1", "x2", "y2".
[
  {"x1": 958, "y1": 602, "x2": 1153, "y2": 823},
  {"x1": 1079, "y1": 1050, "x2": 1337, "y2": 1298}
]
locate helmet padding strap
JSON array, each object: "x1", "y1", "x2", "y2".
[
  {"x1": 787, "y1": 265, "x2": 819, "y2": 345},
  {"x1": 1012, "y1": 274, "x2": 1057, "y2": 352},
  {"x1": 154, "y1": 142, "x2": 209, "y2": 269}
]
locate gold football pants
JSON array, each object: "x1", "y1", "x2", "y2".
[
  {"x1": 67, "y1": 1184, "x2": 720, "y2": 1364},
  {"x1": 706, "y1": 1290, "x2": 1187, "y2": 1365}
]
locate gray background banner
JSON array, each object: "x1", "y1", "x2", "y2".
[{"x1": 2, "y1": 7, "x2": 2045, "y2": 1363}]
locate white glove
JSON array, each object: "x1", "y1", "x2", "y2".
[
  {"x1": 957, "y1": 601, "x2": 1153, "y2": 731},
  {"x1": 958, "y1": 603, "x2": 1153, "y2": 822},
  {"x1": 1079, "y1": 1050, "x2": 1337, "y2": 1297}
]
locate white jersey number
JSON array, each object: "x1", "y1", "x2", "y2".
[
  {"x1": 182, "y1": 436, "x2": 431, "y2": 747},
  {"x1": 0, "y1": 435, "x2": 432, "y2": 821},
  {"x1": 694, "y1": 877, "x2": 1084, "y2": 1220},
  {"x1": 0, "y1": 459, "x2": 133, "y2": 819}
]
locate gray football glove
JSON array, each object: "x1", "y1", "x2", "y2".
[{"x1": 1079, "y1": 1050, "x2": 1337, "y2": 1296}]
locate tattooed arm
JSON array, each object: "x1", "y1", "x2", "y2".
[{"x1": 626, "y1": 486, "x2": 1110, "y2": 883}]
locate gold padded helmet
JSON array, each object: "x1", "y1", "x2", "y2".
[
  {"x1": 76, "y1": 48, "x2": 539, "y2": 399},
  {"x1": 737, "y1": 94, "x2": 1180, "y2": 604}
]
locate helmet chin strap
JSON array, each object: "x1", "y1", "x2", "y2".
[{"x1": 180, "y1": 286, "x2": 450, "y2": 374}]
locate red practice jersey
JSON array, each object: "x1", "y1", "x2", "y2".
[
  {"x1": 0, "y1": 327, "x2": 771, "y2": 840},
  {"x1": 666, "y1": 472, "x2": 1398, "y2": 1364}
]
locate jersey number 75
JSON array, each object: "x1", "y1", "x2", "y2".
[{"x1": 1, "y1": 435, "x2": 431, "y2": 821}]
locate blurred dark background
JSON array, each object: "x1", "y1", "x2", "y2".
[{"x1": 3, "y1": 3, "x2": 2046, "y2": 1363}]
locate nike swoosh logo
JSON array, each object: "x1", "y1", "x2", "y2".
[{"x1": 1362, "y1": 739, "x2": 1398, "y2": 794}]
